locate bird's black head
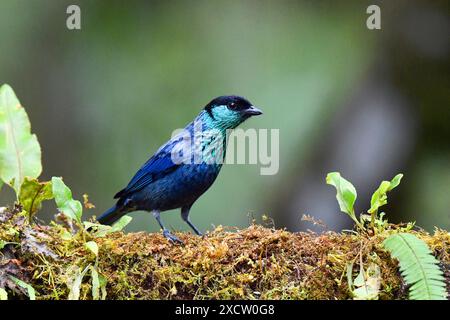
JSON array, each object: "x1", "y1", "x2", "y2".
[{"x1": 203, "y1": 95, "x2": 262, "y2": 129}]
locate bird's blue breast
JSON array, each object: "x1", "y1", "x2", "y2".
[
  {"x1": 130, "y1": 163, "x2": 221, "y2": 211},
  {"x1": 115, "y1": 113, "x2": 228, "y2": 212}
]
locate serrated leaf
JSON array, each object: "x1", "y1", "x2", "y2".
[
  {"x1": 52, "y1": 177, "x2": 82, "y2": 223},
  {"x1": 9, "y1": 276, "x2": 36, "y2": 300},
  {"x1": 19, "y1": 178, "x2": 53, "y2": 217},
  {"x1": 383, "y1": 233, "x2": 447, "y2": 300},
  {"x1": 85, "y1": 241, "x2": 98, "y2": 256},
  {"x1": 110, "y1": 215, "x2": 132, "y2": 232},
  {"x1": 0, "y1": 84, "x2": 42, "y2": 194},
  {"x1": 368, "y1": 174, "x2": 403, "y2": 214}
]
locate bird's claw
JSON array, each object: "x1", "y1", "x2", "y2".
[{"x1": 163, "y1": 230, "x2": 184, "y2": 245}]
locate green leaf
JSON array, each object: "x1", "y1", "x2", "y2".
[
  {"x1": 85, "y1": 216, "x2": 132, "y2": 237},
  {"x1": 60, "y1": 229, "x2": 73, "y2": 240},
  {"x1": 52, "y1": 177, "x2": 82, "y2": 223},
  {"x1": 90, "y1": 266, "x2": 100, "y2": 300},
  {"x1": 389, "y1": 173, "x2": 403, "y2": 190},
  {"x1": 68, "y1": 265, "x2": 90, "y2": 300},
  {"x1": 98, "y1": 273, "x2": 107, "y2": 300},
  {"x1": 0, "y1": 288, "x2": 7, "y2": 300},
  {"x1": 110, "y1": 215, "x2": 132, "y2": 232},
  {"x1": 353, "y1": 264, "x2": 365, "y2": 287},
  {"x1": 326, "y1": 172, "x2": 362, "y2": 228},
  {"x1": 368, "y1": 174, "x2": 403, "y2": 214},
  {"x1": 9, "y1": 276, "x2": 36, "y2": 300},
  {"x1": 383, "y1": 233, "x2": 447, "y2": 300},
  {"x1": 19, "y1": 178, "x2": 53, "y2": 217},
  {"x1": 352, "y1": 263, "x2": 381, "y2": 300},
  {"x1": 83, "y1": 221, "x2": 111, "y2": 237},
  {"x1": 0, "y1": 240, "x2": 18, "y2": 250},
  {"x1": 0, "y1": 84, "x2": 42, "y2": 194},
  {"x1": 346, "y1": 263, "x2": 354, "y2": 290},
  {"x1": 85, "y1": 241, "x2": 98, "y2": 256},
  {"x1": 326, "y1": 172, "x2": 357, "y2": 215}
]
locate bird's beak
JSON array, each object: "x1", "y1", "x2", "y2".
[{"x1": 244, "y1": 106, "x2": 263, "y2": 116}]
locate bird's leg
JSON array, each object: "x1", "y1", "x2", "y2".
[
  {"x1": 152, "y1": 210, "x2": 183, "y2": 244},
  {"x1": 181, "y1": 205, "x2": 203, "y2": 236}
]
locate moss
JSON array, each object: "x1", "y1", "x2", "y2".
[{"x1": 0, "y1": 206, "x2": 449, "y2": 300}]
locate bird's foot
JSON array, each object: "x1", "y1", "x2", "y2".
[
  {"x1": 163, "y1": 230, "x2": 184, "y2": 245},
  {"x1": 194, "y1": 230, "x2": 203, "y2": 237}
]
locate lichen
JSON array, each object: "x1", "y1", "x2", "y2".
[{"x1": 0, "y1": 205, "x2": 449, "y2": 300}]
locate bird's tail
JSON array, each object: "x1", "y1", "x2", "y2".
[{"x1": 97, "y1": 204, "x2": 126, "y2": 225}]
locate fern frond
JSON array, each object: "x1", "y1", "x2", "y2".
[{"x1": 383, "y1": 233, "x2": 447, "y2": 300}]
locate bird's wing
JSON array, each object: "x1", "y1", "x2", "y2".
[{"x1": 114, "y1": 137, "x2": 185, "y2": 199}]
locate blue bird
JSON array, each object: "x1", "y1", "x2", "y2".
[{"x1": 97, "y1": 95, "x2": 262, "y2": 243}]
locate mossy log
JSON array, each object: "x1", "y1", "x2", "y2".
[{"x1": 0, "y1": 206, "x2": 449, "y2": 300}]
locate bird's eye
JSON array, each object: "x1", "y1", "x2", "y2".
[{"x1": 228, "y1": 102, "x2": 237, "y2": 110}]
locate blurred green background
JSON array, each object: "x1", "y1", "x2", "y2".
[{"x1": 0, "y1": 0, "x2": 449, "y2": 232}]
